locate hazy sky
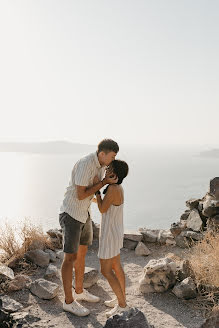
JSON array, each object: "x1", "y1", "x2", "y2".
[{"x1": 0, "y1": 0, "x2": 218, "y2": 146}]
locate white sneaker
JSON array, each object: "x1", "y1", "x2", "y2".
[
  {"x1": 104, "y1": 298, "x2": 117, "y2": 308},
  {"x1": 63, "y1": 300, "x2": 90, "y2": 316},
  {"x1": 106, "y1": 304, "x2": 130, "y2": 318},
  {"x1": 73, "y1": 289, "x2": 100, "y2": 303}
]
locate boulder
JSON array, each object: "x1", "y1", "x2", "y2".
[
  {"x1": 29, "y1": 278, "x2": 59, "y2": 300},
  {"x1": 56, "y1": 250, "x2": 64, "y2": 260},
  {"x1": 180, "y1": 230, "x2": 203, "y2": 241},
  {"x1": 135, "y1": 242, "x2": 151, "y2": 256},
  {"x1": 8, "y1": 274, "x2": 31, "y2": 292},
  {"x1": 44, "y1": 249, "x2": 57, "y2": 262},
  {"x1": 44, "y1": 264, "x2": 59, "y2": 279},
  {"x1": 186, "y1": 209, "x2": 203, "y2": 231},
  {"x1": 25, "y1": 250, "x2": 50, "y2": 267},
  {"x1": 158, "y1": 230, "x2": 174, "y2": 244},
  {"x1": 139, "y1": 257, "x2": 176, "y2": 293},
  {"x1": 170, "y1": 222, "x2": 184, "y2": 237},
  {"x1": 0, "y1": 265, "x2": 14, "y2": 281},
  {"x1": 139, "y1": 229, "x2": 159, "y2": 243},
  {"x1": 172, "y1": 277, "x2": 197, "y2": 299},
  {"x1": 177, "y1": 260, "x2": 192, "y2": 281},
  {"x1": 202, "y1": 194, "x2": 219, "y2": 217},
  {"x1": 200, "y1": 306, "x2": 219, "y2": 328},
  {"x1": 104, "y1": 307, "x2": 152, "y2": 328},
  {"x1": 73, "y1": 267, "x2": 99, "y2": 288},
  {"x1": 123, "y1": 239, "x2": 138, "y2": 250},
  {"x1": 27, "y1": 239, "x2": 45, "y2": 251},
  {"x1": 180, "y1": 210, "x2": 191, "y2": 221},
  {"x1": 175, "y1": 234, "x2": 189, "y2": 248},
  {"x1": 209, "y1": 177, "x2": 219, "y2": 200},
  {"x1": 186, "y1": 198, "x2": 200, "y2": 210},
  {"x1": 207, "y1": 216, "x2": 219, "y2": 231},
  {"x1": 46, "y1": 229, "x2": 63, "y2": 240},
  {"x1": 124, "y1": 231, "x2": 143, "y2": 242},
  {"x1": 0, "y1": 296, "x2": 23, "y2": 312}
]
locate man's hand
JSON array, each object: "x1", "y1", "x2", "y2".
[{"x1": 93, "y1": 175, "x2": 100, "y2": 185}]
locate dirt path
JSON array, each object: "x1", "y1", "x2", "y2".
[{"x1": 10, "y1": 241, "x2": 205, "y2": 327}]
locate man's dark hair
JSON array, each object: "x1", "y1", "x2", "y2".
[
  {"x1": 111, "y1": 159, "x2": 129, "y2": 185},
  {"x1": 97, "y1": 139, "x2": 119, "y2": 154}
]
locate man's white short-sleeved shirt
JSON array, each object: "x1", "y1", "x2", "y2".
[{"x1": 60, "y1": 152, "x2": 105, "y2": 223}]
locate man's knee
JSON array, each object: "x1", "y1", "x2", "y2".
[{"x1": 63, "y1": 253, "x2": 77, "y2": 264}]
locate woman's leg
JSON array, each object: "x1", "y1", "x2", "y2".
[
  {"x1": 100, "y1": 257, "x2": 126, "y2": 308},
  {"x1": 112, "y1": 254, "x2": 126, "y2": 300}
]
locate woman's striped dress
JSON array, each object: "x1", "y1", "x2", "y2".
[{"x1": 98, "y1": 203, "x2": 124, "y2": 259}]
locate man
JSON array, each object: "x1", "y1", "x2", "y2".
[{"x1": 59, "y1": 139, "x2": 119, "y2": 316}]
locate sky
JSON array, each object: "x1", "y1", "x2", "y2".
[{"x1": 0, "y1": 0, "x2": 218, "y2": 147}]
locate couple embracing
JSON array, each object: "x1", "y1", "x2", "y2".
[{"x1": 59, "y1": 139, "x2": 129, "y2": 318}]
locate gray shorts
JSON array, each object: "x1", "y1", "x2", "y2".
[{"x1": 59, "y1": 212, "x2": 93, "y2": 254}]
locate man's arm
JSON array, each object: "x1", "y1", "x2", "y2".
[{"x1": 76, "y1": 175, "x2": 118, "y2": 201}]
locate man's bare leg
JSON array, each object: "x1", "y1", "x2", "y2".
[
  {"x1": 61, "y1": 253, "x2": 77, "y2": 304},
  {"x1": 74, "y1": 245, "x2": 88, "y2": 294}
]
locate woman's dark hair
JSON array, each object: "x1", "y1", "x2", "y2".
[
  {"x1": 103, "y1": 159, "x2": 129, "y2": 194},
  {"x1": 111, "y1": 159, "x2": 129, "y2": 185},
  {"x1": 97, "y1": 139, "x2": 119, "y2": 154}
]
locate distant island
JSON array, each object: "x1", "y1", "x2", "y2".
[
  {"x1": 200, "y1": 148, "x2": 219, "y2": 158},
  {"x1": 0, "y1": 141, "x2": 95, "y2": 154}
]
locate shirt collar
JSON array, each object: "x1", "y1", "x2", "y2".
[{"x1": 94, "y1": 152, "x2": 101, "y2": 169}]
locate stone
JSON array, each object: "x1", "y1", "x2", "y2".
[
  {"x1": 139, "y1": 257, "x2": 176, "y2": 293},
  {"x1": 207, "y1": 216, "x2": 219, "y2": 231},
  {"x1": 6, "y1": 256, "x2": 20, "y2": 270},
  {"x1": 139, "y1": 229, "x2": 159, "y2": 243},
  {"x1": 180, "y1": 230, "x2": 203, "y2": 241},
  {"x1": 202, "y1": 194, "x2": 219, "y2": 217},
  {"x1": 73, "y1": 267, "x2": 99, "y2": 288},
  {"x1": 170, "y1": 222, "x2": 184, "y2": 237},
  {"x1": 8, "y1": 274, "x2": 31, "y2": 292},
  {"x1": 180, "y1": 210, "x2": 191, "y2": 221},
  {"x1": 209, "y1": 177, "x2": 219, "y2": 200},
  {"x1": 104, "y1": 307, "x2": 152, "y2": 328},
  {"x1": 29, "y1": 278, "x2": 59, "y2": 300},
  {"x1": 124, "y1": 230, "x2": 143, "y2": 242},
  {"x1": 27, "y1": 239, "x2": 45, "y2": 251},
  {"x1": 0, "y1": 264, "x2": 14, "y2": 281},
  {"x1": 25, "y1": 250, "x2": 50, "y2": 267},
  {"x1": 186, "y1": 209, "x2": 203, "y2": 231},
  {"x1": 56, "y1": 250, "x2": 64, "y2": 260},
  {"x1": 177, "y1": 260, "x2": 192, "y2": 281},
  {"x1": 166, "y1": 238, "x2": 176, "y2": 246},
  {"x1": 0, "y1": 296, "x2": 23, "y2": 312},
  {"x1": 158, "y1": 229, "x2": 174, "y2": 244},
  {"x1": 123, "y1": 239, "x2": 138, "y2": 250},
  {"x1": 135, "y1": 242, "x2": 151, "y2": 256},
  {"x1": 44, "y1": 249, "x2": 57, "y2": 262},
  {"x1": 44, "y1": 264, "x2": 59, "y2": 279},
  {"x1": 12, "y1": 312, "x2": 41, "y2": 325},
  {"x1": 175, "y1": 234, "x2": 189, "y2": 248},
  {"x1": 200, "y1": 306, "x2": 219, "y2": 327},
  {"x1": 46, "y1": 228, "x2": 63, "y2": 240},
  {"x1": 92, "y1": 221, "x2": 100, "y2": 239},
  {"x1": 186, "y1": 198, "x2": 200, "y2": 210},
  {"x1": 172, "y1": 277, "x2": 197, "y2": 299}
]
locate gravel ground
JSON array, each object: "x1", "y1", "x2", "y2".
[{"x1": 9, "y1": 241, "x2": 205, "y2": 327}]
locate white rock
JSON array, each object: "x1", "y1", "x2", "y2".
[{"x1": 135, "y1": 242, "x2": 151, "y2": 256}]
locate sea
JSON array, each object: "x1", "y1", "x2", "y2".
[{"x1": 0, "y1": 146, "x2": 218, "y2": 233}]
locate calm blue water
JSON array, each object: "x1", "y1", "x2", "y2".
[{"x1": 0, "y1": 146, "x2": 218, "y2": 231}]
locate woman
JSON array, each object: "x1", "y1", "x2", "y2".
[{"x1": 93, "y1": 159, "x2": 129, "y2": 317}]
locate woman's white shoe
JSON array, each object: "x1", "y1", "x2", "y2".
[
  {"x1": 104, "y1": 298, "x2": 117, "y2": 308},
  {"x1": 106, "y1": 304, "x2": 130, "y2": 318},
  {"x1": 63, "y1": 300, "x2": 90, "y2": 316}
]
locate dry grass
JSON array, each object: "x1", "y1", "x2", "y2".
[
  {"x1": 0, "y1": 220, "x2": 53, "y2": 266},
  {"x1": 189, "y1": 230, "x2": 219, "y2": 313}
]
